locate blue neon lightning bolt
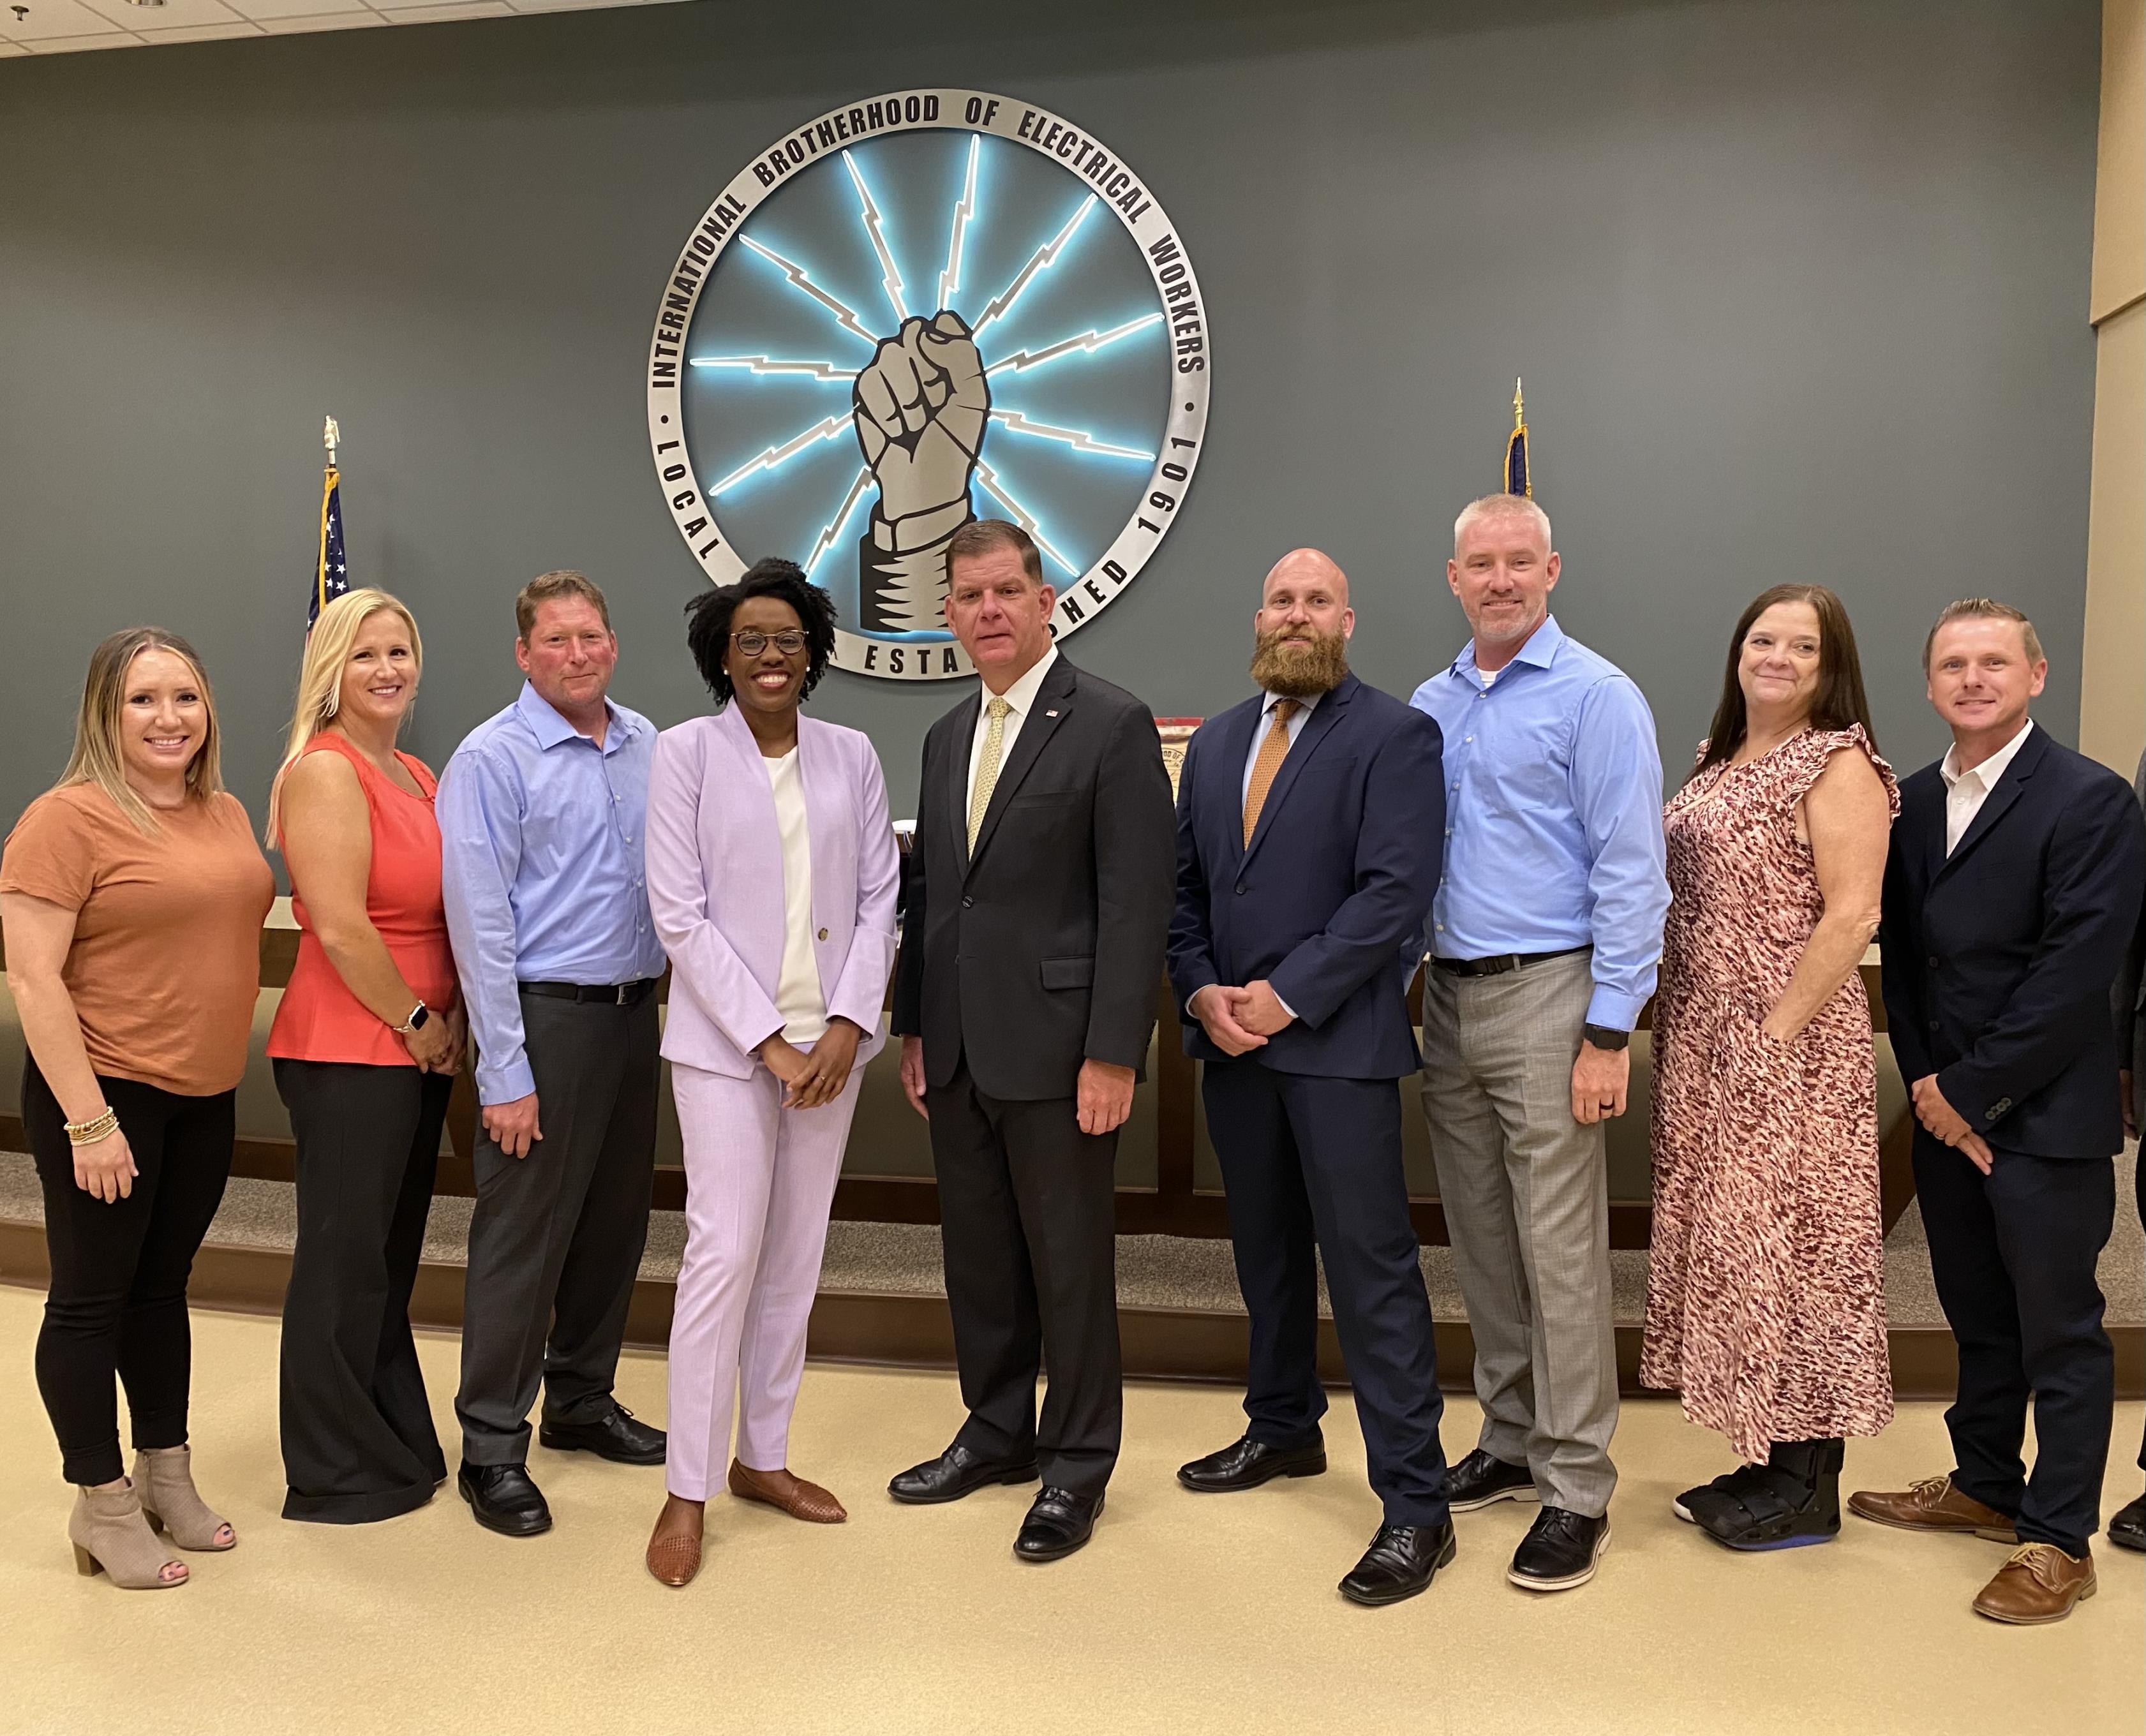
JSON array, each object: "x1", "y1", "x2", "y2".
[
  {"x1": 971, "y1": 197, "x2": 1097, "y2": 336},
  {"x1": 937, "y1": 136, "x2": 980, "y2": 313},
  {"x1": 738, "y1": 235, "x2": 878, "y2": 346},
  {"x1": 805, "y1": 465, "x2": 874, "y2": 574},
  {"x1": 708, "y1": 413, "x2": 852, "y2": 494},
  {"x1": 987, "y1": 408, "x2": 1152, "y2": 461},
  {"x1": 985, "y1": 313, "x2": 1164, "y2": 376},
  {"x1": 844, "y1": 151, "x2": 907, "y2": 327},
  {"x1": 689, "y1": 355, "x2": 859, "y2": 381},
  {"x1": 974, "y1": 460, "x2": 1077, "y2": 574}
]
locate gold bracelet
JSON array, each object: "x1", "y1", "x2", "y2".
[{"x1": 64, "y1": 1106, "x2": 120, "y2": 1146}]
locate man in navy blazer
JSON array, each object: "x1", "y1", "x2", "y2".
[
  {"x1": 1168, "y1": 549, "x2": 1452, "y2": 1606},
  {"x1": 1855, "y1": 599, "x2": 2146, "y2": 1626}
]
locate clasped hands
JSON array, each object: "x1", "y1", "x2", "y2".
[
  {"x1": 1188, "y1": 981, "x2": 1294, "y2": 1057},
  {"x1": 1911, "y1": 1073, "x2": 1993, "y2": 1175},
  {"x1": 761, "y1": 1018, "x2": 865, "y2": 1111}
]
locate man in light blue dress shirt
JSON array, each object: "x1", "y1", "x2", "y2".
[
  {"x1": 436, "y1": 572, "x2": 671, "y2": 1538},
  {"x1": 1410, "y1": 494, "x2": 1669, "y2": 1594}
]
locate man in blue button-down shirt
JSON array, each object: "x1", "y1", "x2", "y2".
[
  {"x1": 437, "y1": 572, "x2": 671, "y2": 1538},
  {"x1": 1410, "y1": 494, "x2": 1669, "y2": 1594}
]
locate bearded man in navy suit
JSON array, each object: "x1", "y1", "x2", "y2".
[{"x1": 1167, "y1": 548, "x2": 1452, "y2": 1606}]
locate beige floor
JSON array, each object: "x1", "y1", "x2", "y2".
[{"x1": 0, "y1": 1286, "x2": 2140, "y2": 1736}]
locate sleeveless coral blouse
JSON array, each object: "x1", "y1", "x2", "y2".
[{"x1": 267, "y1": 731, "x2": 459, "y2": 1069}]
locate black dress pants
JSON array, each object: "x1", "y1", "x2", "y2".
[
  {"x1": 1203, "y1": 1059, "x2": 1449, "y2": 1529},
  {"x1": 1912, "y1": 1131, "x2": 2115, "y2": 1556},
  {"x1": 455, "y1": 991, "x2": 659, "y2": 1465},
  {"x1": 275, "y1": 1059, "x2": 452, "y2": 1524},
  {"x1": 928, "y1": 1060, "x2": 1121, "y2": 1497},
  {"x1": 24, "y1": 1062, "x2": 233, "y2": 1487}
]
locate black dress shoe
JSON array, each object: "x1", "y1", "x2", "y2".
[
  {"x1": 1445, "y1": 1448, "x2": 1538, "y2": 1512},
  {"x1": 887, "y1": 1443, "x2": 1041, "y2": 1506},
  {"x1": 1013, "y1": 1487, "x2": 1102, "y2": 1562},
  {"x1": 1509, "y1": 1506, "x2": 1609, "y2": 1591},
  {"x1": 2110, "y1": 1492, "x2": 2146, "y2": 1554},
  {"x1": 1177, "y1": 1434, "x2": 1327, "y2": 1493},
  {"x1": 537, "y1": 1403, "x2": 666, "y2": 1466},
  {"x1": 458, "y1": 1462, "x2": 553, "y2": 1538},
  {"x1": 1339, "y1": 1520, "x2": 1457, "y2": 1606}
]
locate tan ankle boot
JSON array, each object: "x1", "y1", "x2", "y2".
[
  {"x1": 70, "y1": 1483, "x2": 188, "y2": 1589},
  {"x1": 132, "y1": 1446, "x2": 235, "y2": 1551}
]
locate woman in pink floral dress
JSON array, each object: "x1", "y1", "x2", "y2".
[{"x1": 1644, "y1": 584, "x2": 1898, "y2": 1552}]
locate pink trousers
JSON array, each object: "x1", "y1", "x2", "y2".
[{"x1": 664, "y1": 1059, "x2": 863, "y2": 1501}]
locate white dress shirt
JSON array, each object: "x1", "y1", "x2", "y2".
[
  {"x1": 1239, "y1": 687, "x2": 1324, "y2": 810},
  {"x1": 965, "y1": 644, "x2": 1060, "y2": 812},
  {"x1": 1940, "y1": 718, "x2": 2034, "y2": 856},
  {"x1": 762, "y1": 747, "x2": 828, "y2": 1044}
]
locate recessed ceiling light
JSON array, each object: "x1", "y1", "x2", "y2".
[{"x1": 121, "y1": 0, "x2": 168, "y2": 8}]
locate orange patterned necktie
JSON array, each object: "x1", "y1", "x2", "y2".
[{"x1": 1242, "y1": 699, "x2": 1300, "y2": 845}]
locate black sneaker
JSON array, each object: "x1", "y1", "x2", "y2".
[
  {"x1": 1507, "y1": 1506, "x2": 1609, "y2": 1591},
  {"x1": 1444, "y1": 1448, "x2": 1539, "y2": 1513}
]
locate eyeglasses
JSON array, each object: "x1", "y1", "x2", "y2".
[{"x1": 730, "y1": 630, "x2": 808, "y2": 657}]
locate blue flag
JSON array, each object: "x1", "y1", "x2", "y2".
[
  {"x1": 1504, "y1": 378, "x2": 1530, "y2": 498},
  {"x1": 310, "y1": 464, "x2": 348, "y2": 628}
]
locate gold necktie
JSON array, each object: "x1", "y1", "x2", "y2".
[
  {"x1": 1242, "y1": 699, "x2": 1300, "y2": 846},
  {"x1": 967, "y1": 695, "x2": 1012, "y2": 852}
]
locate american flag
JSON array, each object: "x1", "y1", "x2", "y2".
[{"x1": 310, "y1": 427, "x2": 348, "y2": 628}]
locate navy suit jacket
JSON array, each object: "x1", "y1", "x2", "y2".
[
  {"x1": 1879, "y1": 725, "x2": 2146, "y2": 1161},
  {"x1": 1168, "y1": 673, "x2": 1443, "y2": 1081}
]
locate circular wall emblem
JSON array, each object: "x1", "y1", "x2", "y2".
[{"x1": 647, "y1": 90, "x2": 1211, "y2": 681}]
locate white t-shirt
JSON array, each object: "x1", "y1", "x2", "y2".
[{"x1": 763, "y1": 748, "x2": 827, "y2": 1045}]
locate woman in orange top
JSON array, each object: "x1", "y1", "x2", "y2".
[
  {"x1": 2, "y1": 628, "x2": 274, "y2": 1589},
  {"x1": 266, "y1": 588, "x2": 465, "y2": 1524}
]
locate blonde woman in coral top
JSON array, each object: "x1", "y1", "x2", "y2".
[{"x1": 265, "y1": 588, "x2": 465, "y2": 1524}]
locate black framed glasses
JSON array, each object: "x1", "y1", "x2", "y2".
[{"x1": 730, "y1": 630, "x2": 808, "y2": 657}]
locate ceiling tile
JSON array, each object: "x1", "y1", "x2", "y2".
[
  {"x1": 225, "y1": 0, "x2": 367, "y2": 19},
  {"x1": 76, "y1": 0, "x2": 240, "y2": 27},
  {"x1": 27, "y1": 27, "x2": 144, "y2": 45},
  {"x1": 251, "y1": 6, "x2": 382, "y2": 24},
  {"x1": 0, "y1": 36, "x2": 31, "y2": 49},
  {"x1": 135, "y1": 17, "x2": 264, "y2": 36},
  {"x1": 377, "y1": 0, "x2": 514, "y2": 19},
  {"x1": 3, "y1": 0, "x2": 128, "y2": 40}
]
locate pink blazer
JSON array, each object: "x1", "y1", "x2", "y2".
[{"x1": 645, "y1": 706, "x2": 900, "y2": 1080}]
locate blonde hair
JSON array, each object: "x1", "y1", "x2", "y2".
[
  {"x1": 1923, "y1": 597, "x2": 2045, "y2": 672},
  {"x1": 267, "y1": 588, "x2": 424, "y2": 846},
  {"x1": 54, "y1": 628, "x2": 226, "y2": 835},
  {"x1": 1453, "y1": 491, "x2": 1554, "y2": 556}
]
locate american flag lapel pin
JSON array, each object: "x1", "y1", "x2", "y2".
[{"x1": 1045, "y1": 709, "x2": 1059, "y2": 717}]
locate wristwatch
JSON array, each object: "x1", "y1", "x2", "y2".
[
  {"x1": 1581, "y1": 1023, "x2": 1629, "y2": 1052},
  {"x1": 393, "y1": 1001, "x2": 431, "y2": 1034}
]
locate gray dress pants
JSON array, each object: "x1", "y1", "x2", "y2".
[
  {"x1": 1419, "y1": 949, "x2": 1618, "y2": 1516},
  {"x1": 456, "y1": 990, "x2": 660, "y2": 1465}
]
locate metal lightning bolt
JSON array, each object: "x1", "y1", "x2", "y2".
[
  {"x1": 937, "y1": 135, "x2": 980, "y2": 313},
  {"x1": 805, "y1": 465, "x2": 874, "y2": 575},
  {"x1": 738, "y1": 235, "x2": 878, "y2": 347},
  {"x1": 708, "y1": 414, "x2": 852, "y2": 494},
  {"x1": 985, "y1": 313, "x2": 1165, "y2": 376},
  {"x1": 689, "y1": 355, "x2": 859, "y2": 381},
  {"x1": 844, "y1": 151, "x2": 907, "y2": 326},
  {"x1": 971, "y1": 197, "x2": 1097, "y2": 336},
  {"x1": 987, "y1": 408, "x2": 1153, "y2": 461},
  {"x1": 974, "y1": 461, "x2": 1077, "y2": 574}
]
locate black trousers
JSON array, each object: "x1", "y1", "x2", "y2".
[
  {"x1": 455, "y1": 992, "x2": 660, "y2": 1465},
  {"x1": 1203, "y1": 1060, "x2": 1450, "y2": 1528},
  {"x1": 24, "y1": 1062, "x2": 233, "y2": 1487},
  {"x1": 275, "y1": 1059, "x2": 452, "y2": 1524},
  {"x1": 1912, "y1": 1131, "x2": 2115, "y2": 1556},
  {"x1": 928, "y1": 1060, "x2": 1121, "y2": 1497}
]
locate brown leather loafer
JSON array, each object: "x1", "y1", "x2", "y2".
[
  {"x1": 729, "y1": 1460, "x2": 847, "y2": 1524},
  {"x1": 1972, "y1": 1543, "x2": 2096, "y2": 1624},
  {"x1": 1846, "y1": 1474, "x2": 2017, "y2": 1542},
  {"x1": 645, "y1": 1522, "x2": 703, "y2": 1588}
]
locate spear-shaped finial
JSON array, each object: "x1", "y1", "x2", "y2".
[
  {"x1": 1512, "y1": 377, "x2": 1525, "y2": 431},
  {"x1": 323, "y1": 415, "x2": 341, "y2": 470}
]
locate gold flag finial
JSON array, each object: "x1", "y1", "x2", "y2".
[
  {"x1": 323, "y1": 415, "x2": 341, "y2": 470},
  {"x1": 1512, "y1": 377, "x2": 1524, "y2": 431}
]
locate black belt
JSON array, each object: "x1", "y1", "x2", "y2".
[
  {"x1": 1430, "y1": 944, "x2": 1591, "y2": 979},
  {"x1": 519, "y1": 978, "x2": 660, "y2": 1006}
]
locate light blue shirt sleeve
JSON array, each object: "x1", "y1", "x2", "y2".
[
  {"x1": 437, "y1": 748, "x2": 535, "y2": 1105},
  {"x1": 1568, "y1": 676, "x2": 1671, "y2": 1030}
]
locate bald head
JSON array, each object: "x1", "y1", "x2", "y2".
[
  {"x1": 1263, "y1": 547, "x2": 1349, "y2": 607},
  {"x1": 1252, "y1": 546, "x2": 1354, "y2": 698}
]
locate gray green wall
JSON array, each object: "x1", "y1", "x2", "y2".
[{"x1": 0, "y1": 0, "x2": 2103, "y2": 831}]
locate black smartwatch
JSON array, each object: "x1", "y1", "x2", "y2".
[{"x1": 1581, "y1": 1023, "x2": 1629, "y2": 1051}]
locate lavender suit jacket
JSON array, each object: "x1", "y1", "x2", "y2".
[{"x1": 645, "y1": 706, "x2": 900, "y2": 1079}]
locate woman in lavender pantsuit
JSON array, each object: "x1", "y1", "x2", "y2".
[{"x1": 640, "y1": 560, "x2": 900, "y2": 1587}]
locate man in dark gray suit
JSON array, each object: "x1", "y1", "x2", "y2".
[
  {"x1": 887, "y1": 519, "x2": 1175, "y2": 1563},
  {"x1": 2113, "y1": 746, "x2": 2146, "y2": 1554}
]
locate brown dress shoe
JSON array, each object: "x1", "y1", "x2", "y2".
[
  {"x1": 1972, "y1": 1543, "x2": 2096, "y2": 1624},
  {"x1": 1846, "y1": 1474, "x2": 2018, "y2": 1542},
  {"x1": 645, "y1": 1502, "x2": 704, "y2": 1588},
  {"x1": 729, "y1": 1460, "x2": 847, "y2": 1524}
]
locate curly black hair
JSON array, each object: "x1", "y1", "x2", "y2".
[{"x1": 683, "y1": 558, "x2": 838, "y2": 706}]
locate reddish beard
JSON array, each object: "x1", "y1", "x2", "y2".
[{"x1": 1249, "y1": 625, "x2": 1350, "y2": 697}]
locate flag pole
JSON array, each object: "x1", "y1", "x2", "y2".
[{"x1": 313, "y1": 416, "x2": 343, "y2": 628}]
